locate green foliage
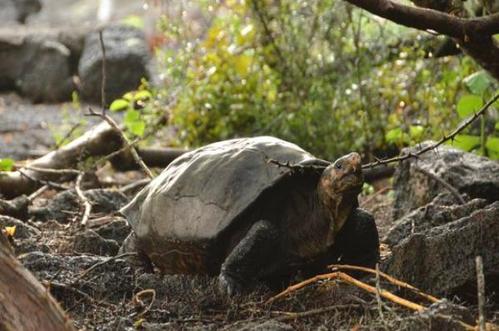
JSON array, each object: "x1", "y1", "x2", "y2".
[
  {"x1": 446, "y1": 69, "x2": 498, "y2": 159},
  {"x1": 0, "y1": 158, "x2": 14, "y2": 171},
  {"x1": 152, "y1": 0, "x2": 498, "y2": 160},
  {"x1": 109, "y1": 82, "x2": 157, "y2": 139}
]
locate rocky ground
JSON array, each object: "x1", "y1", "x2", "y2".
[{"x1": 2, "y1": 143, "x2": 499, "y2": 330}]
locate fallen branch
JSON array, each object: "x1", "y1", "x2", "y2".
[
  {"x1": 0, "y1": 233, "x2": 75, "y2": 331},
  {"x1": 329, "y1": 264, "x2": 440, "y2": 303},
  {"x1": 266, "y1": 271, "x2": 425, "y2": 312}
]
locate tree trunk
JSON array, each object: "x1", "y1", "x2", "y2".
[{"x1": 0, "y1": 234, "x2": 75, "y2": 331}]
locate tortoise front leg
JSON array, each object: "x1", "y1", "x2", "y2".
[{"x1": 219, "y1": 220, "x2": 284, "y2": 297}]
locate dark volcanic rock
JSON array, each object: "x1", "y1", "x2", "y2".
[
  {"x1": 74, "y1": 229, "x2": 119, "y2": 256},
  {"x1": 382, "y1": 201, "x2": 499, "y2": 295},
  {"x1": 93, "y1": 216, "x2": 131, "y2": 245},
  {"x1": 30, "y1": 188, "x2": 128, "y2": 223},
  {"x1": 399, "y1": 300, "x2": 475, "y2": 331},
  {"x1": 78, "y1": 24, "x2": 151, "y2": 104},
  {"x1": 0, "y1": 0, "x2": 41, "y2": 24},
  {"x1": 0, "y1": 215, "x2": 38, "y2": 238},
  {"x1": 0, "y1": 27, "x2": 80, "y2": 101},
  {"x1": 392, "y1": 141, "x2": 499, "y2": 220},
  {"x1": 384, "y1": 195, "x2": 488, "y2": 246}
]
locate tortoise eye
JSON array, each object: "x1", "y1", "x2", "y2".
[{"x1": 335, "y1": 162, "x2": 342, "y2": 170}]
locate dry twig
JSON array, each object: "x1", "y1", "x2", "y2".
[
  {"x1": 476, "y1": 256, "x2": 486, "y2": 331},
  {"x1": 75, "y1": 172, "x2": 92, "y2": 226},
  {"x1": 329, "y1": 264, "x2": 440, "y2": 303},
  {"x1": 132, "y1": 289, "x2": 156, "y2": 318},
  {"x1": 266, "y1": 271, "x2": 425, "y2": 312},
  {"x1": 75, "y1": 252, "x2": 138, "y2": 281}
]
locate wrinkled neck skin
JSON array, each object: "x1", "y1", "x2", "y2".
[
  {"x1": 285, "y1": 188, "x2": 357, "y2": 260},
  {"x1": 317, "y1": 181, "x2": 359, "y2": 247}
]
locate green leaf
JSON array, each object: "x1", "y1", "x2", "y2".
[
  {"x1": 451, "y1": 134, "x2": 481, "y2": 152},
  {"x1": 456, "y1": 95, "x2": 483, "y2": 118},
  {"x1": 485, "y1": 137, "x2": 499, "y2": 160},
  {"x1": 463, "y1": 71, "x2": 491, "y2": 95},
  {"x1": 134, "y1": 90, "x2": 152, "y2": 101},
  {"x1": 409, "y1": 125, "x2": 424, "y2": 140},
  {"x1": 0, "y1": 158, "x2": 14, "y2": 171},
  {"x1": 124, "y1": 110, "x2": 145, "y2": 137},
  {"x1": 110, "y1": 99, "x2": 129, "y2": 112}
]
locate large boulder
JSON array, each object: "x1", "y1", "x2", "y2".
[
  {"x1": 383, "y1": 199, "x2": 499, "y2": 295},
  {"x1": 0, "y1": 27, "x2": 83, "y2": 101},
  {"x1": 78, "y1": 24, "x2": 151, "y2": 104},
  {"x1": 392, "y1": 142, "x2": 499, "y2": 220},
  {"x1": 0, "y1": 0, "x2": 41, "y2": 24}
]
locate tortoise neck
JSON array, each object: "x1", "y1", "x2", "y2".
[{"x1": 317, "y1": 182, "x2": 358, "y2": 247}]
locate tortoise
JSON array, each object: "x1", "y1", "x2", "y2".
[{"x1": 120, "y1": 136, "x2": 379, "y2": 296}]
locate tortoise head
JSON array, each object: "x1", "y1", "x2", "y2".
[{"x1": 318, "y1": 152, "x2": 363, "y2": 246}]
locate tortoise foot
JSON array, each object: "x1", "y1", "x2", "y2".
[{"x1": 218, "y1": 273, "x2": 243, "y2": 297}]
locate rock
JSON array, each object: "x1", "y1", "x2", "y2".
[
  {"x1": 93, "y1": 217, "x2": 131, "y2": 245},
  {"x1": 0, "y1": 27, "x2": 79, "y2": 101},
  {"x1": 382, "y1": 201, "x2": 499, "y2": 295},
  {"x1": 0, "y1": 0, "x2": 41, "y2": 24},
  {"x1": 73, "y1": 229, "x2": 119, "y2": 256},
  {"x1": 30, "y1": 188, "x2": 129, "y2": 223},
  {"x1": 0, "y1": 195, "x2": 29, "y2": 220},
  {"x1": 384, "y1": 195, "x2": 488, "y2": 246},
  {"x1": 78, "y1": 24, "x2": 151, "y2": 104},
  {"x1": 392, "y1": 142, "x2": 499, "y2": 220},
  {"x1": 0, "y1": 215, "x2": 38, "y2": 239},
  {"x1": 399, "y1": 300, "x2": 475, "y2": 331}
]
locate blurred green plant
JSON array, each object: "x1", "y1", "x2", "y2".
[
  {"x1": 149, "y1": 0, "x2": 497, "y2": 160},
  {"x1": 0, "y1": 158, "x2": 14, "y2": 171}
]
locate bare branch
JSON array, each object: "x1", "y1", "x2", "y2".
[
  {"x1": 344, "y1": 0, "x2": 499, "y2": 39},
  {"x1": 362, "y1": 92, "x2": 499, "y2": 169}
]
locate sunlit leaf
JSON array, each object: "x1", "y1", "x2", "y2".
[
  {"x1": 409, "y1": 125, "x2": 424, "y2": 140},
  {"x1": 109, "y1": 99, "x2": 129, "y2": 112},
  {"x1": 451, "y1": 134, "x2": 480, "y2": 152},
  {"x1": 456, "y1": 95, "x2": 483, "y2": 118},
  {"x1": 0, "y1": 158, "x2": 14, "y2": 171},
  {"x1": 134, "y1": 90, "x2": 152, "y2": 101},
  {"x1": 122, "y1": 15, "x2": 145, "y2": 29},
  {"x1": 124, "y1": 110, "x2": 145, "y2": 137},
  {"x1": 3, "y1": 226, "x2": 16, "y2": 237},
  {"x1": 463, "y1": 71, "x2": 491, "y2": 95},
  {"x1": 485, "y1": 137, "x2": 499, "y2": 160}
]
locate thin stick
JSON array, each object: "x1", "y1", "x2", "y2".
[
  {"x1": 266, "y1": 271, "x2": 425, "y2": 312},
  {"x1": 362, "y1": 92, "x2": 499, "y2": 169},
  {"x1": 274, "y1": 304, "x2": 361, "y2": 321},
  {"x1": 476, "y1": 256, "x2": 486, "y2": 331},
  {"x1": 329, "y1": 264, "x2": 440, "y2": 303},
  {"x1": 133, "y1": 289, "x2": 156, "y2": 318},
  {"x1": 75, "y1": 252, "x2": 138, "y2": 281},
  {"x1": 28, "y1": 185, "x2": 49, "y2": 201},
  {"x1": 413, "y1": 166, "x2": 465, "y2": 204},
  {"x1": 375, "y1": 263, "x2": 384, "y2": 319},
  {"x1": 99, "y1": 30, "x2": 107, "y2": 113},
  {"x1": 87, "y1": 108, "x2": 154, "y2": 178},
  {"x1": 75, "y1": 172, "x2": 91, "y2": 226}
]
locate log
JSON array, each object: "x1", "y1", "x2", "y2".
[{"x1": 0, "y1": 233, "x2": 75, "y2": 331}]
